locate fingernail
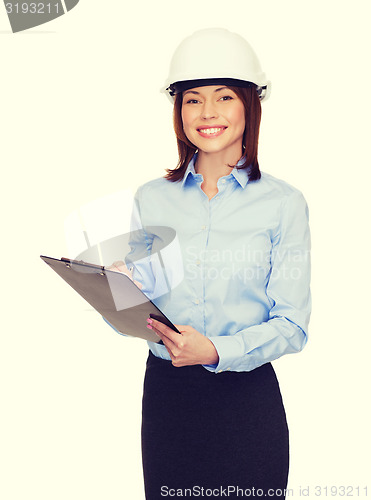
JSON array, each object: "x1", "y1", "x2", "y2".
[
  {"x1": 146, "y1": 318, "x2": 153, "y2": 324},
  {"x1": 146, "y1": 324, "x2": 153, "y2": 330}
]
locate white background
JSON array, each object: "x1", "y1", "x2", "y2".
[{"x1": 1, "y1": 1, "x2": 370, "y2": 498}]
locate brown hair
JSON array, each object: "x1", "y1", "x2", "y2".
[{"x1": 164, "y1": 85, "x2": 262, "y2": 182}]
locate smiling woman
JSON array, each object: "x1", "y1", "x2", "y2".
[
  {"x1": 182, "y1": 86, "x2": 245, "y2": 156},
  {"x1": 121, "y1": 27, "x2": 311, "y2": 500},
  {"x1": 169, "y1": 83, "x2": 262, "y2": 183}
]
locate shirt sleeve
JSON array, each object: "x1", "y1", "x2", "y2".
[
  {"x1": 102, "y1": 186, "x2": 156, "y2": 335},
  {"x1": 124, "y1": 186, "x2": 170, "y2": 301},
  {"x1": 204, "y1": 190, "x2": 311, "y2": 373},
  {"x1": 102, "y1": 185, "x2": 179, "y2": 336},
  {"x1": 124, "y1": 186, "x2": 156, "y2": 297}
]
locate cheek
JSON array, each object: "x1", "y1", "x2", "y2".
[
  {"x1": 181, "y1": 107, "x2": 192, "y2": 130},
  {"x1": 181, "y1": 108, "x2": 194, "y2": 140},
  {"x1": 233, "y1": 104, "x2": 246, "y2": 131}
]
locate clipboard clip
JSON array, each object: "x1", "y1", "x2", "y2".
[{"x1": 61, "y1": 257, "x2": 106, "y2": 275}]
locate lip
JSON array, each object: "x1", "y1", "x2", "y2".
[{"x1": 196, "y1": 126, "x2": 227, "y2": 138}]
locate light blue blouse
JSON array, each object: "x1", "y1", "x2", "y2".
[{"x1": 124, "y1": 155, "x2": 311, "y2": 373}]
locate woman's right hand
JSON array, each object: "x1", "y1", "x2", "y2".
[{"x1": 106, "y1": 260, "x2": 142, "y2": 289}]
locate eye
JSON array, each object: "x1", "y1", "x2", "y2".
[
  {"x1": 219, "y1": 95, "x2": 233, "y2": 101},
  {"x1": 184, "y1": 99, "x2": 200, "y2": 104}
]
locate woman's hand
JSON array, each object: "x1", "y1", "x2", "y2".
[
  {"x1": 106, "y1": 260, "x2": 142, "y2": 289},
  {"x1": 147, "y1": 318, "x2": 219, "y2": 367}
]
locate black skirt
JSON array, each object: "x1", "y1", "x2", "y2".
[{"x1": 141, "y1": 351, "x2": 289, "y2": 499}]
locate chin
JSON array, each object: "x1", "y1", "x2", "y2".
[
  {"x1": 193, "y1": 141, "x2": 226, "y2": 154},
  {"x1": 199, "y1": 144, "x2": 233, "y2": 155}
]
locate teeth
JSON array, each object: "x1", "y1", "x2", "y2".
[{"x1": 199, "y1": 127, "x2": 224, "y2": 134}]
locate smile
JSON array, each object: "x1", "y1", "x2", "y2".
[{"x1": 197, "y1": 126, "x2": 227, "y2": 137}]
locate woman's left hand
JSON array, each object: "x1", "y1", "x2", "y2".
[{"x1": 147, "y1": 318, "x2": 219, "y2": 367}]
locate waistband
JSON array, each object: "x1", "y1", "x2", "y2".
[{"x1": 145, "y1": 349, "x2": 274, "y2": 382}]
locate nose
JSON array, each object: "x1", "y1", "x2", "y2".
[{"x1": 200, "y1": 100, "x2": 219, "y2": 120}]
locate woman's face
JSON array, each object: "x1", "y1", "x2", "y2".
[{"x1": 181, "y1": 85, "x2": 245, "y2": 157}]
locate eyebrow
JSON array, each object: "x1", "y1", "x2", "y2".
[{"x1": 183, "y1": 87, "x2": 228, "y2": 97}]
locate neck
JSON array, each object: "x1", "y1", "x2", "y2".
[{"x1": 195, "y1": 148, "x2": 244, "y2": 185}]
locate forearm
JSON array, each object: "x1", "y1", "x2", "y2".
[{"x1": 204, "y1": 315, "x2": 308, "y2": 373}]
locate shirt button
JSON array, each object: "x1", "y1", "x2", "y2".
[
  {"x1": 195, "y1": 259, "x2": 201, "y2": 266},
  {"x1": 221, "y1": 179, "x2": 226, "y2": 184},
  {"x1": 217, "y1": 370, "x2": 223, "y2": 373},
  {"x1": 193, "y1": 298, "x2": 200, "y2": 305},
  {"x1": 201, "y1": 225, "x2": 207, "y2": 230},
  {"x1": 227, "y1": 367, "x2": 231, "y2": 371}
]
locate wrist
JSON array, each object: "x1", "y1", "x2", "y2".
[{"x1": 204, "y1": 341, "x2": 219, "y2": 365}]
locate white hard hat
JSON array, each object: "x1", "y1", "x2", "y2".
[{"x1": 161, "y1": 28, "x2": 271, "y2": 103}]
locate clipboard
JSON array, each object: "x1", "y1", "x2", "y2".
[{"x1": 40, "y1": 255, "x2": 180, "y2": 342}]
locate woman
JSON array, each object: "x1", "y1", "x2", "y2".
[{"x1": 125, "y1": 28, "x2": 311, "y2": 499}]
